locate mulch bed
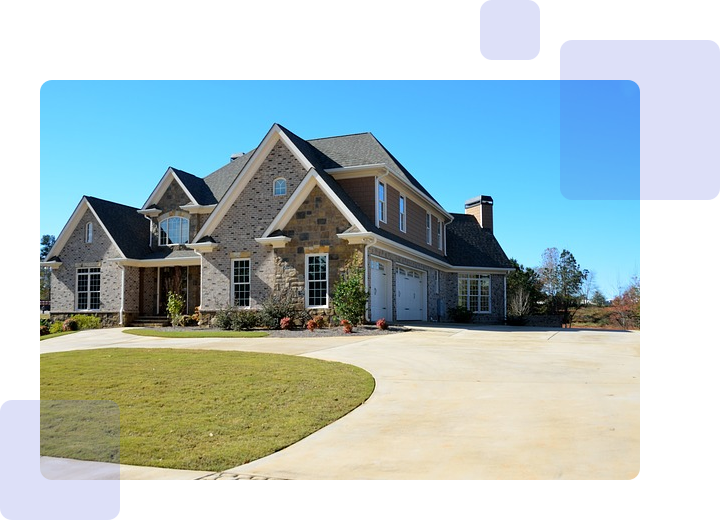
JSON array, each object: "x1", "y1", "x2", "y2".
[{"x1": 158, "y1": 324, "x2": 411, "y2": 337}]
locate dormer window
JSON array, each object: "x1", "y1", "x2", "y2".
[
  {"x1": 273, "y1": 178, "x2": 287, "y2": 196},
  {"x1": 85, "y1": 222, "x2": 93, "y2": 243},
  {"x1": 399, "y1": 195, "x2": 406, "y2": 233},
  {"x1": 378, "y1": 181, "x2": 386, "y2": 223},
  {"x1": 159, "y1": 216, "x2": 189, "y2": 245}
]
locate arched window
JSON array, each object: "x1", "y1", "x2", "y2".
[
  {"x1": 273, "y1": 178, "x2": 287, "y2": 196},
  {"x1": 159, "y1": 216, "x2": 189, "y2": 245},
  {"x1": 85, "y1": 222, "x2": 93, "y2": 243}
]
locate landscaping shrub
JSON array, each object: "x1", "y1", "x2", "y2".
[
  {"x1": 260, "y1": 291, "x2": 298, "y2": 329},
  {"x1": 447, "y1": 306, "x2": 473, "y2": 323},
  {"x1": 49, "y1": 321, "x2": 64, "y2": 334},
  {"x1": 313, "y1": 316, "x2": 325, "y2": 328},
  {"x1": 280, "y1": 317, "x2": 293, "y2": 330},
  {"x1": 231, "y1": 310, "x2": 259, "y2": 331},
  {"x1": 214, "y1": 308, "x2": 234, "y2": 330},
  {"x1": 332, "y1": 251, "x2": 368, "y2": 325},
  {"x1": 376, "y1": 318, "x2": 388, "y2": 330},
  {"x1": 306, "y1": 319, "x2": 317, "y2": 332},
  {"x1": 69, "y1": 314, "x2": 102, "y2": 330},
  {"x1": 62, "y1": 319, "x2": 78, "y2": 331},
  {"x1": 341, "y1": 319, "x2": 353, "y2": 334},
  {"x1": 40, "y1": 325, "x2": 49, "y2": 336},
  {"x1": 166, "y1": 292, "x2": 185, "y2": 327}
]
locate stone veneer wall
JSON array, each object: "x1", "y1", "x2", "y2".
[
  {"x1": 200, "y1": 140, "x2": 310, "y2": 310},
  {"x1": 274, "y1": 185, "x2": 362, "y2": 316}
]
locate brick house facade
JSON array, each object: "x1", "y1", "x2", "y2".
[{"x1": 42, "y1": 124, "x2": 514, "y2": 326}]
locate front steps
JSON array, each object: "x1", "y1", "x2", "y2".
[{"x1": 130, "y1": 315, "x2": 170, "y2": 327}]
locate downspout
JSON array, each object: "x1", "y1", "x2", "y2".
[
  {"x1": 364, "y1": 236, "x2": 377, "y2": 322},
  {"x1": 503, "y1": 274, "x2": 507, "y2": 323},
  {"x1": 119, "y1": 265, "x2": 126, "y2": 326}
]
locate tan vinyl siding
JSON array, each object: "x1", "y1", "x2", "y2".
[
  {"x1": 337, "y1": 177, "x2": 376, "y2": 223},
  {"x1": 378, "y1": 183, "x2": 446, "y2": 255}
]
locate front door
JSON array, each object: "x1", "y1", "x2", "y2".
[{"x1": 159, "y1": 266, "x2": 188, "y2": 315}]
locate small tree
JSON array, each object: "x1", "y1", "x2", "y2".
[
  {"x1": 40, "y1": 234, "x2": 56, "y2": 302},
  {"x1": 591, "y1": 290, "x2": 607, "y2": 307},
  {"x1": 332, "y1": 251, "x2": 368, "y2": 326},
  {"x1": 166, "y1": 291, "x2": 185, "y2": 326},
  {"x1": 611, "y1": 276, "x2": 640, "y2": 329}
]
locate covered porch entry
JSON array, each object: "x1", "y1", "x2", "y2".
[{"x1": 140, "y1": 265, "x2": 201, "y2": 316}]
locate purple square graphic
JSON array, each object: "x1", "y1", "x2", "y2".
[
  {"x1": 561, "y1": 40, "x2": 720, "y2": 200},
  {"x1": 481, "y1": 0, "x2": 540, "y2": 60}
]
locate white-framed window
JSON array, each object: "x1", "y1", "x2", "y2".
[
  {"x1": 458, "y1": 274, "x2": 490, "y2": 313},
  {"x1": 378, "y1": 181, "x2": 386, "y2": 223},
  {"x1": 306, "y1": 254, "x2": 329, "y2": 308},
  {"x1": 437, "y1": 220, "x2": 443, "y2": 250},
  {"x1": 85, "y1": 222, "x2": 93, "y2": 243},
  {"x1": 232, "y1": 259, "x2": 251, "y2": 307},
  {"x1": 426, "y1": 213, "x2": 432, "y2": 244},
  {"x1": 159, "y1": 216, "x2": 189, "y2": 245},
  {"x1": 273, "y1": 178, "x2": 287, "y2": 196},
  {"x1": 399, "y1": 195, "x2": 406, "y2": 233},
  {"x1": 435, "y1": 270, "x2": 440, "y2": 294},
  {"x1": 77, "y1": 267, "x2": 101, "y2": 310}
]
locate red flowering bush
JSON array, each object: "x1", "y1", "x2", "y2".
[
  {"x1": 280, "y1": 317, "x2": 293, "y2": 330},
  {"x1": 376, "y1": 318, "x2": 388, "y2": 330},
  {"x1": 340, "y1": 319, "x2": 353, "y2": 334},
  {"x1": 306, "y1": 319, "x2": 318, "y2": 332}
]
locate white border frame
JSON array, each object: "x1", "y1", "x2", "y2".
[
  {"x1": 305, "y1": 253, "x2": 329, "y2": 309},
  {"x1": 231, "y1": 258, "x2": 252, "y2": 308}
]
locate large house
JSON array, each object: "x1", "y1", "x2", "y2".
[{"x1": 42, "y1": 124, "x2": 514, "y2": 326}]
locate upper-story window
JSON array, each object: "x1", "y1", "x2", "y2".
[
  {"x1": 437, "y1": 220, "x2": 443, "y2": 250},
  {"x1": 159, "y1": 216, "x2": 189, "y2": 245},
  {"x1": 399, "y1": 195, "x2": 406, "y2": 233},
  {"x1": 273, "y1": 178, "x2": 287, "y2": 196},
  {"x1": 378, "y1": 181, "x2": 386, "y2": 223},
  {"x1": 85, "y1": 222, "x2": 93, "y2": 243},
  {"x1": 426, "y1": 213, "x2": 432, "y2": 244}
]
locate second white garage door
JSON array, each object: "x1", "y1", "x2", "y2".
[{"x1": 396, "y1": 267, "x2": 425, "y2": 321}]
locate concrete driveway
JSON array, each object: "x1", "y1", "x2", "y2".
[{"x1": 40, "y1": 325, "x2": 639, "y2": 480}]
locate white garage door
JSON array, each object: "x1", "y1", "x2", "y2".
[
  {"x1": 396, "y1": 267, "x2": 424, "y2": 321},
  {"x1": 369, "y1": 259, "x2": 390, "y2": 321}
]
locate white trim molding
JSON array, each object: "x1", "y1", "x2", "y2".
[
  {"x1": 255, "y1": 236, "x2": 292, "y2": 248},
  {"x1": 260, "y1": 169, "x2": 367, "y2": 239}
]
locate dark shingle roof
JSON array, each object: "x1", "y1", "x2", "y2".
[
  {"x1": 171, "y1": 168, "x2": 218, "y2": 206},
  {"x1": 445, "y1": 214, "x2": 514, "y2": 268},
  {"x1": 283, "y1": 127, "x2": 440, "y2": 205},
  {"x1": 276, "y1": 125, "x2": 508, "y2": 269},
  {"x1": 85, "y1": 196, "x2": 152, "y2": 259},
  {"x1": 202, "y1": 152, "x2": 254, "y2": 202}
]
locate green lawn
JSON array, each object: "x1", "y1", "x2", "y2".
[
  {"x1": 40, "y1": 331, "x2": 78, "y2": 341},
  {"x1": 122, "y1": 328, "x2": 269, "y2": 338},
  {"x1": 40, "y1": 348, "x2": 375, "y2": 472}
]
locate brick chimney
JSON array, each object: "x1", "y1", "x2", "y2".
[{"x1": 464, "y1": 195, "x2": 494, "y2": 233}]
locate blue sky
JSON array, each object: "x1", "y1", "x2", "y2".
[{"x1": 40, "y1": 80, "x2": 639, "y2": 298}]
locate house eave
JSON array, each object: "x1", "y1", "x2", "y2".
[
  {"x1": 40, "y1": 261, "x2": 62, "y2": 270},
  {"x1": 337, "y1": 232, "x2": 376, "y2": 245},
  {"x1": 111, "y1": 256, "x2": 201, "y2": 267},
  {"x1": 137, "y1": 208, "x2": 161, "y2": 217},
  {"x1": 179, "y1": 203, "x2": 217, "y2": 214},
  {"x1": 187, "y1": 241, "x2": 219, "y2": 253},
  {"x1": 255, "y1": 236, "x2": 292, "y2": 248}
]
